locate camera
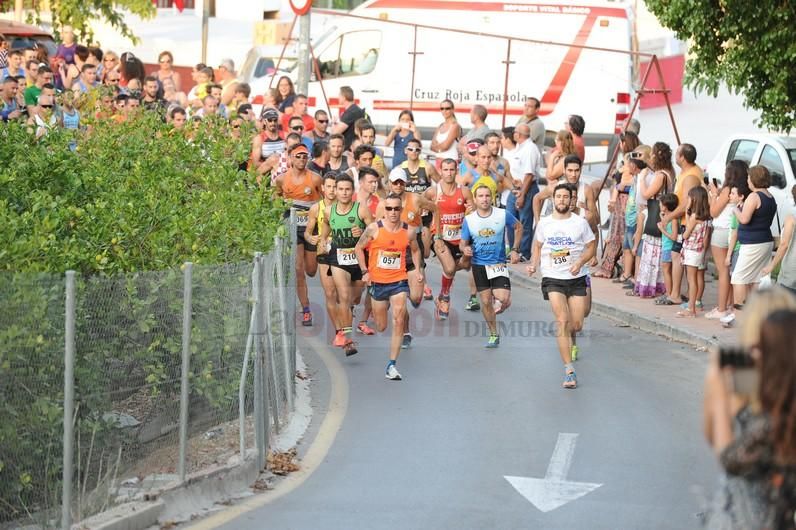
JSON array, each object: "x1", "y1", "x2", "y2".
[{"x1": 718, "y1": 346, "x2": 758, "y2": 396}]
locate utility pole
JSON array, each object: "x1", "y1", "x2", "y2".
[
  {"x1": 14, "y1": 0, "x2": 23, "y2": 22},
  {"x1": 296, "y1": 12, "x2": 311, "y2": 95},
  {"x1": 201, "y1": 0, "x2": 210, "y2": 64}
]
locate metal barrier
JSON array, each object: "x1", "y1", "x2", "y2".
[{"x1": 0, "y1": 232, "x2": 297, "y2": 529}]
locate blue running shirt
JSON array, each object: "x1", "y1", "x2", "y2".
[{"x1": 461, "y1": 207, "x2": 518, "y2": 265}]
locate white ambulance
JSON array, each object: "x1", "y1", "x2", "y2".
[{"x1": 242, "y1": 0, "x2": 635, "y2": 162}]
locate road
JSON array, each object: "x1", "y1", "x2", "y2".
[{"x1": 192, "y1": 268, "x2": 718, "y2": 530}]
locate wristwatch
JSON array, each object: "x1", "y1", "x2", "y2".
[{"x1": 360, "y1": 268, "x2": 369, "y2": 275}]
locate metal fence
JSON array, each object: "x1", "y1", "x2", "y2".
[{"x1": 0, "y1": 232, "x2": 297, "y2": 529}]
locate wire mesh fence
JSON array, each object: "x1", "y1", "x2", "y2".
[{"x1": 0, "y1": 230, "x2": 297, "y2": 529}]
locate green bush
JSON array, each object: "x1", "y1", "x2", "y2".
[{"x1": 0, "y1": 114, "x2": 285, "y2": 524}]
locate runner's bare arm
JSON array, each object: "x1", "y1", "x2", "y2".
[
  {"x1": 416, "y1": 194, "x2": 437, "y2": 214},
  {"x1": 408, "y1": 230, "x2": 425, "y2": 283},
  {"x1": 527, "y1": 239, "x2": 543, "y2": 275},
  {"x1": 585, "y1": 185, "x2": 599, "y2": 228},
  {"x1": 427, "y1": 163, "x2": 440, "y2": 183},
  {"x1": 354, "y1": 223, "x2": 377, "y2": 270},
  {"x1": 273, "y1": 175, "x2": 285, "y2": 197},
  {"x1": 512, "y1": 221, "x2": 523, "y2": 253},
  {"x1": 532, "y1": 186, "x2": 551, "y2": 222},
  {"x1": 250, "y1": 135, "x2": 263, "y2": 166},
  {"x1": 462, "y1": 187, "x2": 475, "y2": 214},
  {"x1": 375, "y1": 201, "x2": 385, "y2": 220},
  {"x1": 311, "y1": 171, "x2": 323, "y2": 197},
  {"x1": 305, "y1": 203, "x2": 320, "y2": 245},
  {"x1": 317, "y1": 204, "x2": 332, "y2": 253}
]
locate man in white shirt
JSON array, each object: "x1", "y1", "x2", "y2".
[
  {"x1": 527, "y1": 182, "x2": 596, "y2": 390},
  {"x1": 510, "y1": 123, "x2": 543, "y2": 260}
]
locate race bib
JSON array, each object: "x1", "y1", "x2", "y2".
[
  {"x1": 336, "y1": 248, "x2": 358, "y2": 266},
  {"x1": 377, "y1": 250, "x2": 401, "y2": 270},
  {"x1": 485, "y1": 263, "x2": 508, "y2": 279},
  {"x1": 550, "y1": 249, "x2": 570, "y2": 267},
  {"x1": 441, "y1": 224, "x2": 462, "y2": 241},
  {"x1": 295, "y1": 211, "x2": 309, "y2": 227}
]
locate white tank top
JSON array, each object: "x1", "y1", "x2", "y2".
[
  {"x1": 434, "y1": 124, "x2": 459, "y2": 160},
  {"x1": 714, "y1": 202, "x2": 735, "y2": 229}
]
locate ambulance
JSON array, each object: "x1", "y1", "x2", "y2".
[{"x1": 241, "y1": 0, "x2": 635, "y2": 162}]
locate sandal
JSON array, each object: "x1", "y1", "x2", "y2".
[
  {"x1": 675, "y1": 310, "x2": 697, "y2": 318},
  {"x1": 625, "y1": 290, "x2": 638, "y2": 297},
  {"x1": 654, "y1": 297, "x2": 676, "y2": 306},
  {"x1": 612, "y1": 275, "x2": 632, "y2": 283},
  {"x1": 592, "y1": 271, "x2": 610, "y2": 279}
]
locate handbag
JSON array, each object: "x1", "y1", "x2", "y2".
[{"x1": 643, "y1": 171, "x2": 671, "y2": 238}]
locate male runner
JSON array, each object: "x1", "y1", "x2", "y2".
[
  {"x1": 274, "y1": 143, "x2": 323, "y2": 326},
  {"x1": 532, "y1": 155, "x2": 597, "y2": 230},
  {"x1": 355, "y1": 193, "x2": 424, "y2": 380},
  {"x1": 425, "y1": 158, "x2": 475, "y2": 320},
  {"x1": 305, "y1": 173, "x2": 340, "y2": 342},
  {"x1": 319, "y1": 174, "x2": 374, "y2": 356},
  {"x1": 460, "y1": 185, "x2": 522, "y2": 348},
  {"x1": 528, "y1": 183, "x2": 596, "y2": 389},
  {"x1": 353, "y1": 166, "x2": 383, "y2": 336},
  {"x1": 458, "y1": 144, "x2": 504, "y2": 311},
  {"x1": 377, "y1": 171, "x2": 437, "y2": 348}
]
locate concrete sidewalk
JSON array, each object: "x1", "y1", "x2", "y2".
[{"x1": 508, "y1": 262, "x2": 735, "y2": 349}]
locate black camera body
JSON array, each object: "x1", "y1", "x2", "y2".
[{"x1": 718, "y1": 346, "x2": 758, "y2": 396}]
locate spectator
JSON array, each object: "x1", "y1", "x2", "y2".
[
  {"x1": 546, "y1": 129, "x2": 577, "y2": 181},
  {"x1": 237, "y1": 103, "x2": 254, "y2": 122},
  {"x1": 216, "y1": 58, "x2": 239, "y2": 106},
  {"x1": 566, "y1": 114, "x2": 586, "y2": 161},
  {"x1": 280, "y1": 93, "x2": 314, "y2": 134},
  {"x1": 308, "y1": 109, "x2": 330, "y2": 144},
  {"x1": 384, "y1": 109, "x2": 418, "y2": 169},
  {"x1": 702, "y1": 288, "x2": 796, "y2": 529},
  {"x1": 633, "y1": 142, "x2": 674, "y2": 299},
  {"x1": 730, "y1": 165, "x2": 777, "y2": 309},
  {"x1": 60, "y1": 45, "x2": 90, "y2": 90},
  {"x1": 119, "y1": 52, "x2": 145, "y2": 92},
  {"x1": 0, "y1": 76, "x2": 22, "y2": 121},
  {"x1": 458, "y1": 104, "x2": 489, "y2": 166},
  {"x1": 761, "y1": 184, "x2": 796, "y2": 296},
  {"x1": 1, "y1": 50, "x2": 24, "y2": 81},
  {"x1": 55, "y1": 25, "x2": 77, "y2": 65},
  {"x1": 517, "y1": 96, "x2": 545, "y2": 152},
  {"x1": 706, "y1": 160, "x2": 750, "y2": 320},
  {"x1": 430, "y1": 99, "x2": 461, "y2": 169},
  {"x1": 274, "y1": 75, "x2": 296, "y2": 114},
  {"x1": 168, "y1": 106, "x2": 187, "y2": 130},
  {"x1": 25, "y1": 65, "x2": 52, "y2": 106},
  {"x1": 0, "y1": 33, "x2": 8, "y2": 69},
  {"x1": 513, "y1": 122, "x2": 543, "y2": 260},
  {"x1": 231, "y1": 82, "x2": 251, "y2": 110},
  {"x1": 72, "y1": 63, "x2": 98, "y2": 94},
  {"x1": 331, "y1": 85, "x2": 365, "y2": 150},
  {"x1": 678, "y1": 186, "x2": 712, "y2": 317},
  {"x1": 100, "y1": 51, "x2": 119, "y2": 83},
  {"x1": 656, "y1": 193, "x2": 680, "y2": 302}
]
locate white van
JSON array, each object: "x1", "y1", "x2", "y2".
[{"x1": 241, "y1": 0, "x2": 635, "y2": 163}]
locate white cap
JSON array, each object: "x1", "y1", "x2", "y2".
[{"x1": 388, "y1": 167, "x2": 407, "y2": 183}]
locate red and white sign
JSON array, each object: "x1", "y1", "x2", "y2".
[{"x1": 289, "y1": 0, "x2": 312, "y2": 16}]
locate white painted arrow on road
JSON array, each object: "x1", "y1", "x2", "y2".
[{"x1": 505, "y1": 433, "x2": 602, "y2": 512}]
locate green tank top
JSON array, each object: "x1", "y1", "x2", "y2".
[{"x1": 329, "y1": 201, "x2": 365, "y2": 249}]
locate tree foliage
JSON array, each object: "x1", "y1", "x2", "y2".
[
  {"x1": 30, "y1": 0, "x2": 156, "y2": 45},
  {"x1": 645, "y1": 0, "x2": 796, "y2": 132}
]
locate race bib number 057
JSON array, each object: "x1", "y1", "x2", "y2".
[{"x1": 377, "y1": 250, "x2": 401, "y2": 270}]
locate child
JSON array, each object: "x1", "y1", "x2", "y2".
[
  {"x1": 657, "y1": 193, "x2": 680, "y2": 300},
  {"x1": 721, "y1": 186, "x2": 745, "y2": 326},
  {"x1": 678, "y1": 187, "x2": 712, "y2": 317}
]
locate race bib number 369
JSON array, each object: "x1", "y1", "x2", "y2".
[
  {"x1": 295, "y1": 211, "x2": 309, "y2": 227},
  {"x1": 377, "y1": 250, "x2": 401, "y2": 270}
]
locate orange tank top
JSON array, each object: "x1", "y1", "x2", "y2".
[
  {"x1": 368, "y1": 221, "x2": 410, "y2": 284},
  {"x1": 282, "y1": 170, "x2": 320, "y2": 208},
  {"x1": 399, "y1": 193, "x2": 423, "y2": 227}
]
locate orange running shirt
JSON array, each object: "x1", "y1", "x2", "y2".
[
  {"x1": 399, "y1": 193, "x2": 423, "y2": 227},
  {"x1": 367, "y1": 221, "x2": 410, "y2": 284}
]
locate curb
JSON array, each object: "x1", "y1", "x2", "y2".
[{"x1": 509, "y1": 271, "x2": 718, "y2": 350}]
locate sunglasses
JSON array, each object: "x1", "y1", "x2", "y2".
[
  {"x1": 40, "y1": 104, "x2": 53, "y2": 109},
  {"x1": 406, "y1": 147, "x2": 421, "y2": 153},
  {"x1": 159, "y1": 59, "x2": 172, "y2": 63},
  {"x1": 293, "y1": 153, "x2": 308, "y2": 159},
  {"x1": 440, "y1": 106, "x2": 453, "y2": 111},
  {"x1": 232, "y1": 124, "x2": 241, "y2": 129},
  {"x1": 291, "y1": 125, "x2": 304, "y2": 131},
  {"x1": 264, "y1": 117, "x2": 278, "y2": 122},
  {"x1": 107, "y1": 78, "x2": 119, "y2": 83},
  {"x1": 316, "y1": 119, "x2": 328, "y2": 124},
  {"x1": 384, "y1": 206, "x2": 403, "y2": 212},
  {"x1": 104, "y1": 58, "x2": 117, "y2": 62},
  {"x1": 392, "y1": 180, "x2": 406, "y2": 185}
]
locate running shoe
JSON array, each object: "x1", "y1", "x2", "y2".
[
  {"x1": 435, "y1": 295, "x2": 451, "y2": 321},
  {"x1": 704, "y1": 307, "x2": 728, "y2": 320},
  {"x1": 357, "y1": 321, "x2": 376, "y2": 335},
  {"x1": 571, "y1": 344, "x2": 579, "y2": 362},
  {"x1": 385, "y1": 363, "x2": 402, "y2": 381},
  {"x1": 486, "y1": 334, "x2": 500, "y2": 348},
  {"x1": 333, "y1": 330, "x2": 346, "y2": 347},
  {"x1": 680, "y1": 300, "x2": 703, "y2": 310},
  {"x1": 401, "y1": 333, "x2": 413, "y2": 349},
  {"x1": 302, "y1": 310, "x2": 313, "y2": 327},
  {"x1": 423, "y1": 285, "x2": 434, "y2": 301},
  {"x1": 563, "y1": 371, "x2": 578, "y2": 389},
  {"x1": 464, "y1": 295, "x2": 480, "y2": 311},
  {"x1": 344, "y1": 340, "x2": 358, "y2": 357}
]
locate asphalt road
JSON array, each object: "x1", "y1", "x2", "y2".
[{"x1": 197, "y1": 268, "x2": 718, "y2": 530}]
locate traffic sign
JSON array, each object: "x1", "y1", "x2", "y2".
[{"x1": 289, "y1": 0, "x2": 311, "y2": 16}]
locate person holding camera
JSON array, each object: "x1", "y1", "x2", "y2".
[{"x1": 702, "y1": 287, "x2": 796, "y2": 529}]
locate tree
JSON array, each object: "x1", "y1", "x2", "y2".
[
  {"x1": 30, "y1": 0, "x2": 156, "y2": 45},
  {"x1": 645, "y1": 0, "x2": 796, "y2": 132}
]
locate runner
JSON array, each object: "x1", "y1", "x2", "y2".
[
  {"x1": 304, "y1": 172, "x2": 341, "y2": 343},
  {"x1": 376, "y1": 170, "x2": 437, "y2": 348},
  {"x1": 425, "y1": 158, "x2": 475, "y2": 320},
  {"x1": 318, "y1": 173, "x2": 374, "y2": 356},
  {"x1": 355, "y1": 193, "x2": 424, "y2": 380},
  {"x1": 460, "y1": 185, "x2": 522, "y2": 348},
  {"x1": 528, "y1": 183, "x2": 597, "y2": 389},
  {"x1": 458, "y1": 145, "x2": 504, "y2": 311},
  {"x1": 393, "y1": 137, "x2": 439, "y2": 299},
  {"x1": 353, "y1": 167, "x2": 383, "y2": 336},
  {"x1": 273, "y1": 143, "x2": 323, "y2": 326}
]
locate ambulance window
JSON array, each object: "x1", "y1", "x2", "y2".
[{"x1": 318, "y1": 31, "x2": 381, "y2": 79}]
